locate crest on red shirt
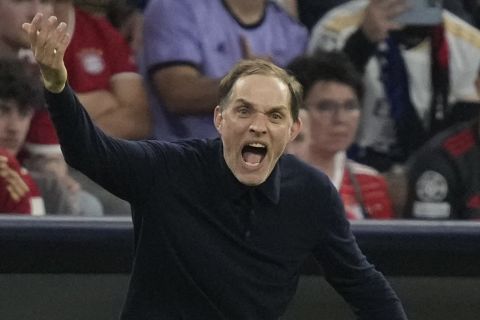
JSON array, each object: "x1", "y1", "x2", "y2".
[{"x1": 79, "y1": 49, "x2": 105, "y2": 75}]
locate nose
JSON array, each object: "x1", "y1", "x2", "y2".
[
  {"x1": 249, "y1": 113, "x2": 267, "y2": 135},
  {"x1": 5, "y1": 118, "x2": 22, "y2": 135},
  {"x1": 331, "y1": 106, "x2": 350, "y2": 123}
]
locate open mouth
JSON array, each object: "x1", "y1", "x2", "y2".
[{"x1": 241, "y1": 143, "x2": 267, "y2": 166}]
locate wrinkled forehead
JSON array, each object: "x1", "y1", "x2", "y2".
[{"x1": 228, "y1": 75, "x2": 291, "y2": 106}]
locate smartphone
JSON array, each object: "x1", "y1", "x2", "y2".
[{"x1": 395, "y1": 0, "x2": 443, "y2": 26}]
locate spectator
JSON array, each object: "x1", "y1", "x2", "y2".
[
  {"x1": 0, "y1": 0, "x2": 54, "y2": 60},
  {"x1": 142, "y1": 0, "x2": 308, "y2": 141},
  {"x1": 73, "y1": 0, "x2": 144, "y2": 58},
  {"x1": 287, "y1": 52, "x2": 395, "y2": 219},
  {"x1": 404, "y1": 70, "x2": 480, "y2": 220},
  {"x1": 54, "y1": 0, "x2": 152, "y2": 140},
  {"x1": 308, "y1": 0, "x2": 480, "y2": 172},
  {"x1": 0, "y1": 0, "x2": 103, "y2": 215},
  {"x1": 22, "y1": 111, "x2": 104, "y2": 216},
  {"x1": 0, "y1": 59, "x2": 45, "y2": 215}
]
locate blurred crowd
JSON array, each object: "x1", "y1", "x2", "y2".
[{"x1": 1, "y1": 0, "x2": 479, "y2": 221}]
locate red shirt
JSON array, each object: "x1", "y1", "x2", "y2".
[
  {"x1": 330, "y1": 153, "x2": 394, "y2": 220},
  {"x1": 339, "y1": 161, "x2": 395, "y2": 219},
  {"x1": 64, "y1": 7, "x2": 137, "y2": 92},
  {"x1": 0, "y1": 149, "x2": 44, "y2": 215}
]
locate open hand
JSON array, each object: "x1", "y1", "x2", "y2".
[{"x1": 22, "y1": 13, "x2": 70, "y2": 93}]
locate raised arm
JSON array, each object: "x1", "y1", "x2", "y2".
[
  {"x1": 21, "y1": 13, "x2": 158, "y2": 203},
  {"x1": 308, "y1": 0, "x2": 408, "y2": 73},
  {"x1": 313, "y1": 184, "x2": 407, "y2": 319}
]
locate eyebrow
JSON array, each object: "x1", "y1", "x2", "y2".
[
  {"x1": 234, "y1": 98, "x2": 288, "y2": 112},
  {"x1": 233, "y1": 98, "x2": 253, "y2": 106}
]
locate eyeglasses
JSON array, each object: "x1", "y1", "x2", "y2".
[{"x1": 305, "y1": 100, "x2": 360, "y2": 115}]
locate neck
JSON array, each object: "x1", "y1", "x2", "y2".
[{"x1": 224, "y1": 0, "x2": 266, "y2": 25}]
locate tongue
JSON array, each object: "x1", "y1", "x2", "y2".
[{"x1": 243, "y1": 151, "x2": 262, "y2": 164}]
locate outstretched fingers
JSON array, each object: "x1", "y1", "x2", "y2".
[
  {"x1": 38, "y1": 16, "x2": 58, "y2": 58},
  {"x1": 22, "y1": 12, "x2": 42, "y2": 51},
  {"x1": 52, "y1": 22, "x2": 70, "y2": 65},
  {"x1": 22, "y1": 13, "x2": 70, "y2": 66},
  {"x1": 22, "y1": 12, "x2": 70, "y2": 92},
  {"x1": 42, "y1": 17, "x2": 65, "y2": 65}
]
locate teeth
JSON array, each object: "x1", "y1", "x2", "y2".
[{"x1": 248, "y1": 143, "x2": 266, "y2": 148}]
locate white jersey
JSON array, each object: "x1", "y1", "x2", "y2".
[{"x1": 308, "y1": 0, "x2": 480, "y2": 153}]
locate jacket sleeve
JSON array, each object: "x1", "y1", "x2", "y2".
[
  {"x1": 313, "y1": 183, "x2": 407, "y2": 319},
  {"x1": 44, "y1": 85, "x2": 165, "y2": 204}
]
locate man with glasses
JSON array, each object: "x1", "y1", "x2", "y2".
[{"x1": 287, "y1": 51, "x2": 395, "y2": 219}]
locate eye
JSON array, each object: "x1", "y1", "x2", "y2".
[
  {"x1": 345, "y1": 101, "x2": 360, "y2": 111},
  {"x1": 19, "y1": 108, "x2": 34, "y2": 118},
  {"x1": 237, "y1": 105, "x2": 251, "y2": 117},
  {"x1": 270, "y1": 112, "x2": 283, "y2": 120},
  {"x1": 0, "y1": 106, "x2": 11, "y2": 116},
  {"x1": 315, "y1": 101, "x2": 336, "y2": 113}
]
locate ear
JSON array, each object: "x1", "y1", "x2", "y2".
[
  {"x1": 213, "y1": 106, "x2": 223, "y2": 133},
  {"x1": 288, "y1": 117, "x2": 302, "y2": 142}
]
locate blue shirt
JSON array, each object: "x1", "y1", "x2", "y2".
[
  {"x1": 45, "y1": 85, "x2": 406, "y2": 319},
  {"x1": 141, "y1": 0, "x2": 308, "y2": 141}
]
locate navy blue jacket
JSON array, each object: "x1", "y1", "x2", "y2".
[{"x1": 45, "y1": 85, "x2": 406, "y2": 319}]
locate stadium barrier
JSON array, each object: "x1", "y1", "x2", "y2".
[
  {"x1": 2, "y1": 216, "x2": 479, "y2": 276},
  {"x1": 1, "y1": 216, "x2": 480, "y2": 320}
]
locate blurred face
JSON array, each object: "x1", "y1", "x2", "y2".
[
  {"x1": 0, "y1": 99, "x2": 33, "y2": 155},
  {"x1": 285, "y1": 108, "x2": 310, "y2": 160},
  {"x1": 0, "y1": 0, "x2": 54, "y2": 52},
  {"x1": 304, "y1": 81, "x2": 360, "y2": 157},
  {"x1": 214, "y1": 74, "x2": 301, "y2": 186}
]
